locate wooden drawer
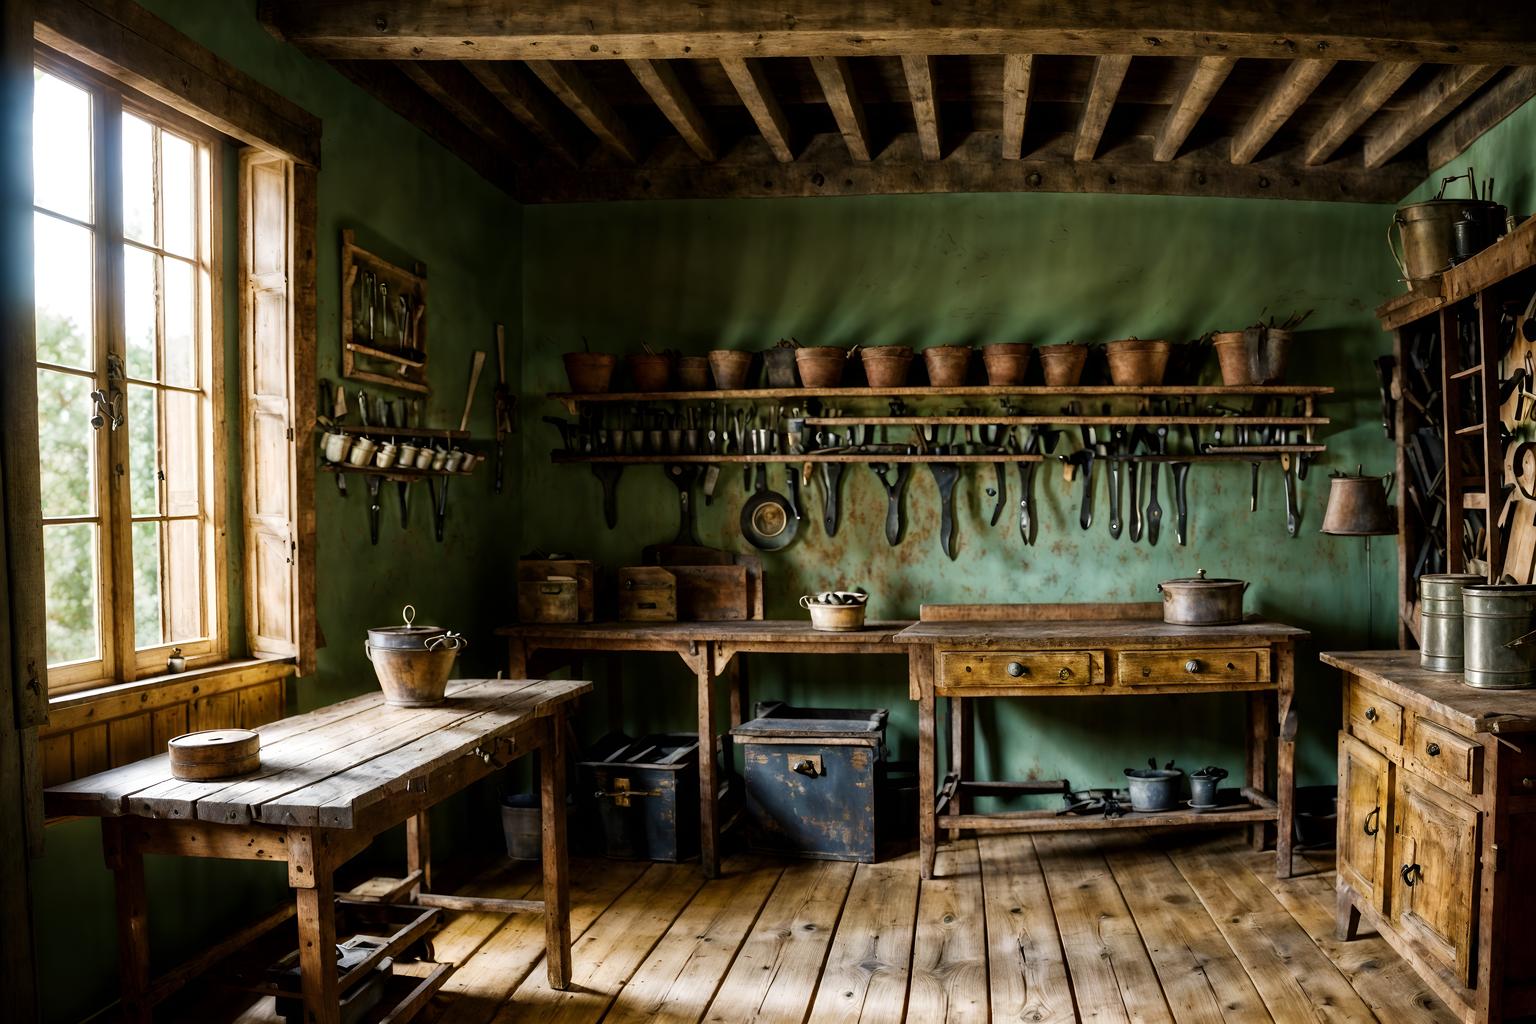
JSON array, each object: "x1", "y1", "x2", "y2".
[
  {"x1": 1407, "y1": 718, "x2": 1483, "y2": 796},
  {"x1": 1347, "y1": 686, "x2": 1404, "y2": 752},
  {"x1": 937, "y1": 650, "x2": 1101, "y2": 691},
  {"x1": 1116, "y1": 649, "x2": 1265, "y2": 687}
]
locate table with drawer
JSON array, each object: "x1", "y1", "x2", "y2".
[
  {"x1": 897, "y1": 611, "x2": 1306, "y2": 880},
  {"x1": 1324, "y1": 650, "x2": 1536, "y2": 1024}
]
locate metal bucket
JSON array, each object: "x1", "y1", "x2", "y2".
[
  {"x1": 365, "y1": 605, "x2": 468, "y2": 706},
  {"x1": 1390, "y1": 199, "x2": 1500, "y2": 284},
  {"x1": 1123, "y1": 764, "x2": 1183, "y2": 812},
  {"x1": 1419, "y1": 573, "x2": 1484, "y2": 672},
  {"x1": 1462, "y1": 585, "x2": 1536, "y2": 689}
]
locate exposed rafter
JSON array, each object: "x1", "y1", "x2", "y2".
[
  {"x1": 1230, "y1": 59, "x2": 1335, "y2": 165},
  {"x1": 810, "y1": 56, "x2": 873, "y2": 161},
  {"x1": 999, "y1": 54, "x2": 1033, "y2": 160},
  {"x1": 1426, "y1": 67, "x2": 1536, "y2": 170},
  {"x1": 398, "y1": 62, "x2": 533, "y2": 159},
  {"x1": 901, "y1": 55, "x2": 942, "y2": 160},
  {"x1": 1365, "y1": 64, "x2": 1499, "y2": 169},
  {"x1": 626, "y1": 58, "x2": 719, "y2": 162},
  {"x1": 720, "y1": 57, "x2": 795, "y2": 162},
  {"x1": 1152, "y1": 56, "x2": 1234, "y2": 162},
  {"x1": 526, "y1": 59, "x2": 643, "y2": 163},
  {"x1": 464, "y1": 60, "x2": 585, "y2": 166},
  {"x1": 259, "y1": 1, "x2": 1536, "y2": 64},
  {"x1": 1303, "y1": 62, "x2": 1418, "y2": 166},
  {"x1": 1074, "y1": 55, "x2": 1130, "y2": 162}
]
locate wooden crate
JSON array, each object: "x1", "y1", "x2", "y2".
[
  {"x1": 516, "y1": 559, "x2": 595, "y2": 622},
  {"x1": 617, "y1": 567, "x2": 676, "y2": 622}
]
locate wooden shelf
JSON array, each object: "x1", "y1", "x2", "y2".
[
  {"x1": 320, "y1": 463, "x2": 478, "y2": 483},
  {"x1": 335, "y1": 425, "x2": 469, "y2": 440},
  {"x1": 345, "y1": 341, "x2": 426, "y2": 369},
  {"x1": 551, "y1": 448, "x2": 1325, "y2": 465},
  {"x1": 803, "y1": 414, "x2": 1327, "y2": 427}
]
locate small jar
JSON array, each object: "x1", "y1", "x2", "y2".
[
  {"x1": 443, "y1": 450, "x2": 465, "y2": 473},
  {"x1": 431, "y1": 448, "x2": 450, "y2": 472},
  {"x1": 374, "y1": 443, "x2": 398, "y2": 469},
  {"x1": 459, "y1": 452, "x2": 479, "y2": 473},
  {"x1": 414, "y1": 446, "x2": 436, "y2": 470},
  {"x1": 347, "y1": 437, "x2": 377, "y2": 467},
  {"x1": 322, "y1": 431, "x2": 353, "y2": 463},
  {"x1": 396, "y1": 443, "x2": 418, "y2": 468}
]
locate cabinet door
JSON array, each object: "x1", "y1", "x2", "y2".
[
  {"x1": 1338, "y1": 732, "x2": 1392, "y2": 912},
  {"x1": 1393, "y1": 772, "x2": 1481, "y2": 987}
]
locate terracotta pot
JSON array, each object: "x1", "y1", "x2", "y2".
[
  {"x1": 675, "y1": 355, "x2": 711, "y2": 391},
  {"x1": 1211, "y1": 332, "x2": 1252, "y2": 386},
  {"x1": 1212, "y1": 329, "x2": 1291, "y2": 386},
  {"x1": 923, "y1": 345, "x2": 973, "y2": 387},
  {"x1": 626, "y1": 352, "x2": 673, "y2": 392},
  {"x1": 981, "y1": 343, "x2": 1033, "y2": 385},
  {"x1": 795, "y1": 346, "x2": 848, "y2": 388},
  {"x1": 1105, "y1": 338, "x2": 1171, "y2": 386},
  {"x1": 763, "y1": 346, "x2": 800, "y2": 388},
  {"x1": 860, "y1": 345, "x2": 913, "y2": 388},
  {"x1": 562, "y1": 352, "x2": 616, "y2": 394},
  {"x1": 1037, "y1": 343, "x2": 1088, "y2": 386},
  {"x1": 708, "y1": 349, "x2": 754, "y2": 389}
]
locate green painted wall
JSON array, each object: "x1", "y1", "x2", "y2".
[
  {"x1": 519, "y1": 193, "x2": 1401, "y2": 802},
  {"x1": 29, "y1": 4, "x2": 523, "y2": 1021},
  {"x1": 1409, "y1": 92, "x2": 1536, "y2": 216}
]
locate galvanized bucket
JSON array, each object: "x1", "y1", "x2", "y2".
[
  {"x1": 1419, "y1": 574, "x2": 1484, "y2": 672},
  {"x1": 1461, "y1": 585, "x2": 1536, "y2": 689}
]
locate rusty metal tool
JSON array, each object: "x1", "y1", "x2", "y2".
[
  {"x1": 591, "y1": 464, "x2": 622, "y2": 529},
  {"x1": 981, "y1": 421, "x2": 1007, "y2": 526},
  {"x1": 928, "y1": 459, "x2": 961, "y2": 559},
  {"x1": 870, "y1": 462, "x2": 912, "y2": 546},
  {"x1": 1281, "y1": 453, "x2": 1299, "y2": 538},
  {"x1": 1107, "y1": 427, "x2": 1124, "y2": 539},
  {"x1": 1171, "y1": 461, "x2": 1191, "y2": 546},
  {"x1": 820, "y1": 458, "x2": 846, "y2": 537},
  {"x1": 666, "y1": 463, "x2": 700, "y2": 544},
  {"x1": 1146, "y1": 425, "x2": 1166, "y2": 546},
  {"x1": 1061, "y1": 447, "x2": 1095, "y2": 530},
  {"x1": 1018, "y1": 427, "x2": 1040, "y2": 544},
  {"x1": 1127, "y1": 428, "x2": 1142, "y2": 543}
]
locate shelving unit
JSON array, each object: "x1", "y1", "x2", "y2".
[{"x1": 318, "y1": 425, "x2": 480, "y2": 542}]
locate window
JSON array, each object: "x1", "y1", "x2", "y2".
[{"x1": 32, "y1": 56, "x2": 224, "y2": 693}]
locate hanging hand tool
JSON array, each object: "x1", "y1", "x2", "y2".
[
  {"x1": 666, "y1": 463, "x2": 700, "y2": 544},
  {"x1": 820, "y1": 459, "x2": 846, "y2": 537},
  {"x1": 1018, "y1": 428, "x2": 1040, "y2": 545},
  {"x1": 1061, "y1": 447, "x2": 1095, "y2": 530},
  {"x1": 366, "y1": 474, "x2": 383, "y2": 545},
  {"x1": 1127, "y1": 428, "x2": 1142, "y2": 543},
  {"x1": 427, "y1": 475, "x2": 451, "y2": 542},
  {"x1": 1107, "y1": 427, "x2": 1125, "y2": 539},
  {"x1": 458, "y1": 350, "x2": 486, "y2": 434},
  {"x1": 929, "y1": 459, "x2": 961, "y2": 560},
  {"x1": 325, "y1": 381, "x2": 348, "y2": 497},
  {"x1": 1281, "y1": 453, "x2": 1299, "y2": 538},
  {"x1": 591, "y1": 464, "x2": 622, "y2": 529},
  {"x1": 980, "y1": 422, "x2": 1007, "y2": 526},
  {"x1": 493, "y1": 325, "x2": 515, "y2": 493},
  {"x1": 1171, "y1": 461, "x2": 1191, "y2": 546},
  {"x1": 1146, "y1": 425, "x2": 1166, "y2": 546},
  {"x1": 870, "y1": 462, "x2": 912, "y2": 546}
]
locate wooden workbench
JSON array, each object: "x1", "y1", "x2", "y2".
[
  {"x1": 497, "y1": 620, "x2": 912, "y2": 876},
  {"x1": 897, "y1": 613, "x2": 1307, "y2": 879},
  {"x1": 44, "y1": 677, "x2": 588, "y2": 1024}
]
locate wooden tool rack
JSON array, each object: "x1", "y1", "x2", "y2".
[
  {"x1": 1377, "y1": 215, "x2": 1536, "y2": 645},
  {"x1": 896, "y1": 603, "x2": 1306, "y2": 879},
  {"x1": 319, "y1": 425, "x2": 479, "y2": 543},
  {"x1": 42, "y1": 678, "x2": 588, "y2": 1024}
]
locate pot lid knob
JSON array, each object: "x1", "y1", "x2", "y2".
[
  {"x1": 402, "y1": 604, "x2": 416, "y2": 628},
  {"x1": 1195, "y1": 568, "x2": 1207, "y2": 580}
]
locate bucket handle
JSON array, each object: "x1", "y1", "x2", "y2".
[
  {"x1": 1380, "y1": 471, "x2": 1395, "y2": 498},
  {"x1": 426, "y1": 631, "x2": 467, "y2": 652},
  {"x1": 1505, "y1": 627, "x2": 1536, "y2": 650},
  {"x1": 1387, "y1": 214, "x2": 1409, "y2": 281}
]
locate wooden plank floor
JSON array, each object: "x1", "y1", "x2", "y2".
[{"x1": 209, "y1": 832, "x2": 1458, "y2": 1024}]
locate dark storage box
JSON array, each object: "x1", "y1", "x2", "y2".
[
  {"x1": 578, "y1": 733, "x2": 701, "y2": 862},
  {"x1": 731, "y1": 702, "x2": 897, "y2": 863}
]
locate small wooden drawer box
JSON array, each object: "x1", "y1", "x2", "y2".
[
  {"x1": 516, "y1": 558, "x2": 595, "y2": 622},
  {"x1": 938, "y1": 650, "x2": 1101, "y2": 691},
  {"x1": 618, "y1": 567, "x2": 677, "y2": 622},
  {"x1": 1117, "y1": 648, "x2": 1265, "y2": 686},
  {"x1": 517, "y1": 578, "x2": 578, "y2": 624}
]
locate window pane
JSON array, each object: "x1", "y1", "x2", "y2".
[
  {"x1": 36, "y1": 369, "x2": 95, "y2": 518},
  {"x1": 165, "y1": 518, "x2": 204, "y2": 644},
  {"x1": 126, "y1": 384, "x2": 159, "y2": 516},
  {"x1": 123, "y1": 244, "x2": 157, "y2": 381},
  {"x1": 131, "y1": 520, "x2": 162, "y2": 649},
  {"x1": 33, "y1": 69, "x2": 91, "y2": 223},
  {"x1": 163, "y1": 257, "x2": 196, "y2": 387},
  {"x1": 161, "y1": 131, "x2": 194, "y2": 258},
  {"x1": 163, "y1": 389, "x2": 200, "y2": 516},
  {"x1": 44, "y1": 522, "x2": 100, "y2": 666},
  {"x1": 122, "y1": 112, "x2": 155, "y2": 246},
  {"x1": 34, "y1": 212, "x2": 93, "y2": 369}
]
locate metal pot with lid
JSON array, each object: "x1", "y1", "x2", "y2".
[
  {"x1": 1157, "y1": 569, "x2": 1248, "y2": 626},
  {"x1": 365, "y1": 605, "x2": 468, "y2": 707}
]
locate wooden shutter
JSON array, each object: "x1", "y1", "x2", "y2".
[{"x1": 239, "y1": 149, "x2": 315, "y2": 672}]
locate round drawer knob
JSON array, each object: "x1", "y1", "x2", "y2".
[
  {"x1": 1426, "y1": 742, "x2": 1441, "y2": 757},
  {"x1": 1522, "y1": 777, "x2": 1535, "y2": 789},
  {"x1": 1058, "y1": 666, "x2": 1073, "y2": 680},
  {"x1": 1184, "y1": 659, "x2": 1203, "y2": 674},
  {"x1": 1364, "y1": 707, "x2": 1379, "y2": 723},
  {"x1": 1006, "y1": 661, "x2": 1027, "y2": 678}
]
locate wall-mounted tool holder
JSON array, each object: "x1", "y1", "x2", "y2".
[
  {"x1": 341, "y1": 229, "x2": 430, "y2": 394},
  {"x1": 318, "y1": 426, "x2": 480, "y2": 544}
]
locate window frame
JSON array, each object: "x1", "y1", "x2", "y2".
[{"x1": 33, "y1": 46, "x2": 228, "y2": 696}]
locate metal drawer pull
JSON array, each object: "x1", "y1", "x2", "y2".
[
  {"x1": 1364, "y1": 706, "x2": 1379, "y2": 723},
  {"x1": 1522, "y1": 777, "x2": 1535, "y2": 789},
  {"x1": 1057, "y1": 666, "x2": 1074, "y2": 680},
  {"x1": 1425, "y1": 741, "x2": 1441, "y2": 757},
  {"x1": 1400, "y1": 863, "x2": 1422, "y2": 887},
  {"x1": 1363, "y1": 806, "x2": 1380, "y2": 836},
  {"x1": 1007, "y1": 661, "x2": 1027, "y2": 678},
  {"x1": 1185, "y1": 660, "x2": 1203, "y2": 674},
  {"x1": 792, "y1": 758, "x2": 821, "y2": 778}
]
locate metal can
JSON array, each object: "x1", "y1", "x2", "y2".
[
  {"x1": 1418, "y1": 573, "x2": 1484, "y2": 672},
  {"x1": 1461, "y1": 584, "x2": 1536, "y2": 689}
]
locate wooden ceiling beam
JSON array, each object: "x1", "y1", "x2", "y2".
[
  {"x1": 1426, "y1": 67, "x2": 1536, "y2": 171},
  {"x1": 1152, "y1": 56, "x2": 1234, "y2": 162},
  {"x1": 901, "y1": 55, "x2": 942, "y2": 160},
  {"x1": 1365, "y1": 64, "x2": 1500, "y2": 169},
  {"x1": 397, "y1": 61, "x2": 536, "y2": 162},
  {"x1": 1000, "y1": 54, "x2": 1033, "y2": 160},
  {"x1": 464, "y1": 61, "x2": 586, "y2": 166},
  {"x1": 1230, "y1": 59, "x2": 1335, "y2": 165},
  {"x1": 1074, "y1": 55, "x2": 1130, "y2": 162},
  {"x1": 720, "y1": 57, "x2": 795, "y2": 162},
  {"x1": 1303, "y1": 62, "x2": 1418, "y2": 166},
  {"x1": 259, "y1": 1, "x2": 1536, "y2": 64},
  {"x1": 810, "y1": 56, "x2": 873, "y2": 161},
  {"x1": 526, "y1": 59, "x2": 643, "y2": 163},
  {"x1": 626, "y1": 58, "x2": 720, "y2": 162}
]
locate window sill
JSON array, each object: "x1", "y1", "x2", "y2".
[{"x1": 41, "y1": 657, "x2": 296, "y2": 735}]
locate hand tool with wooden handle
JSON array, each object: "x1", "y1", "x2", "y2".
[{"x1": 458, "y1": 349, "x2": 486, "y2": 434}]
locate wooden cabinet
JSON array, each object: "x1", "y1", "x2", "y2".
[
  {"x1": 1393, "y1": 772, "x2": 1480, "y2": 986},
  {"x1": 1337, "y1": 732, "x2": 1392, "y2": 914}
]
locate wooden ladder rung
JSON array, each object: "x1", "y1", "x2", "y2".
[
  {"x1": 1449, "y1": 365, "x2": 1483, "y2": 380},
  {"x1": 1454, "y1": 422, "x2": 1486, "y2": 437},
  {"x1": 1464, "y1": 491, "x2": 1488, "y2": 510}
]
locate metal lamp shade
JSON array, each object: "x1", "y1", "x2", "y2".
[{"x1": 1320, "y1": 470, "x2": 1396, "y2": 536}]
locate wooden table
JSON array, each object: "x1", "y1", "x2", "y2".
[
  {"x1": 1324, "y1": 651, "x2": 1536, "y2": 1023},
  {"x1": 44, "y1": 677, "x2": 588, "y2": 1024},
  {"x1": 897, "y1": 613, "x2": 1306, "y2": 879},
  {"x1": 497, "y1": 621, "x2": 912, "y2": 876}
]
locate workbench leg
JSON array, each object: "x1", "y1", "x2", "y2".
[
  {"x1": 102, "y1": 818, "x2": 152, "y2": 1024},
  {"x1": 693, "y1": 647, "x2": 721, "y2": 878},
  {"x1": 540, "y1": 715, "x2": 573, "y2": 990},
  {"x1": 1246, "y1": 689, "x2": 1273, "y2": 851},
  {"x1": 726, "y1": 657, "x2": 747, "y2": 728},
  {"x1": 295, "y1": 872, "x2": 340, "y2": 1024},
  {"x1": 607, "y1": 654, "x2": 625, "y2": 736},
  {"x1": 1275, "y1": 642, "x2": 1297, "y2": 879},
  {"x1": 506, "y1": 638, "x2": 530, "y2": 679},
  {"x1": 946, "y1": 697, "x2": 973, "y2": 842},
  {"x1": 917, "y1": 656, "x2": 937, "y2": 880},
  {"x1": 406, "y1": 812, "x2": 431, "y2": 896}
]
